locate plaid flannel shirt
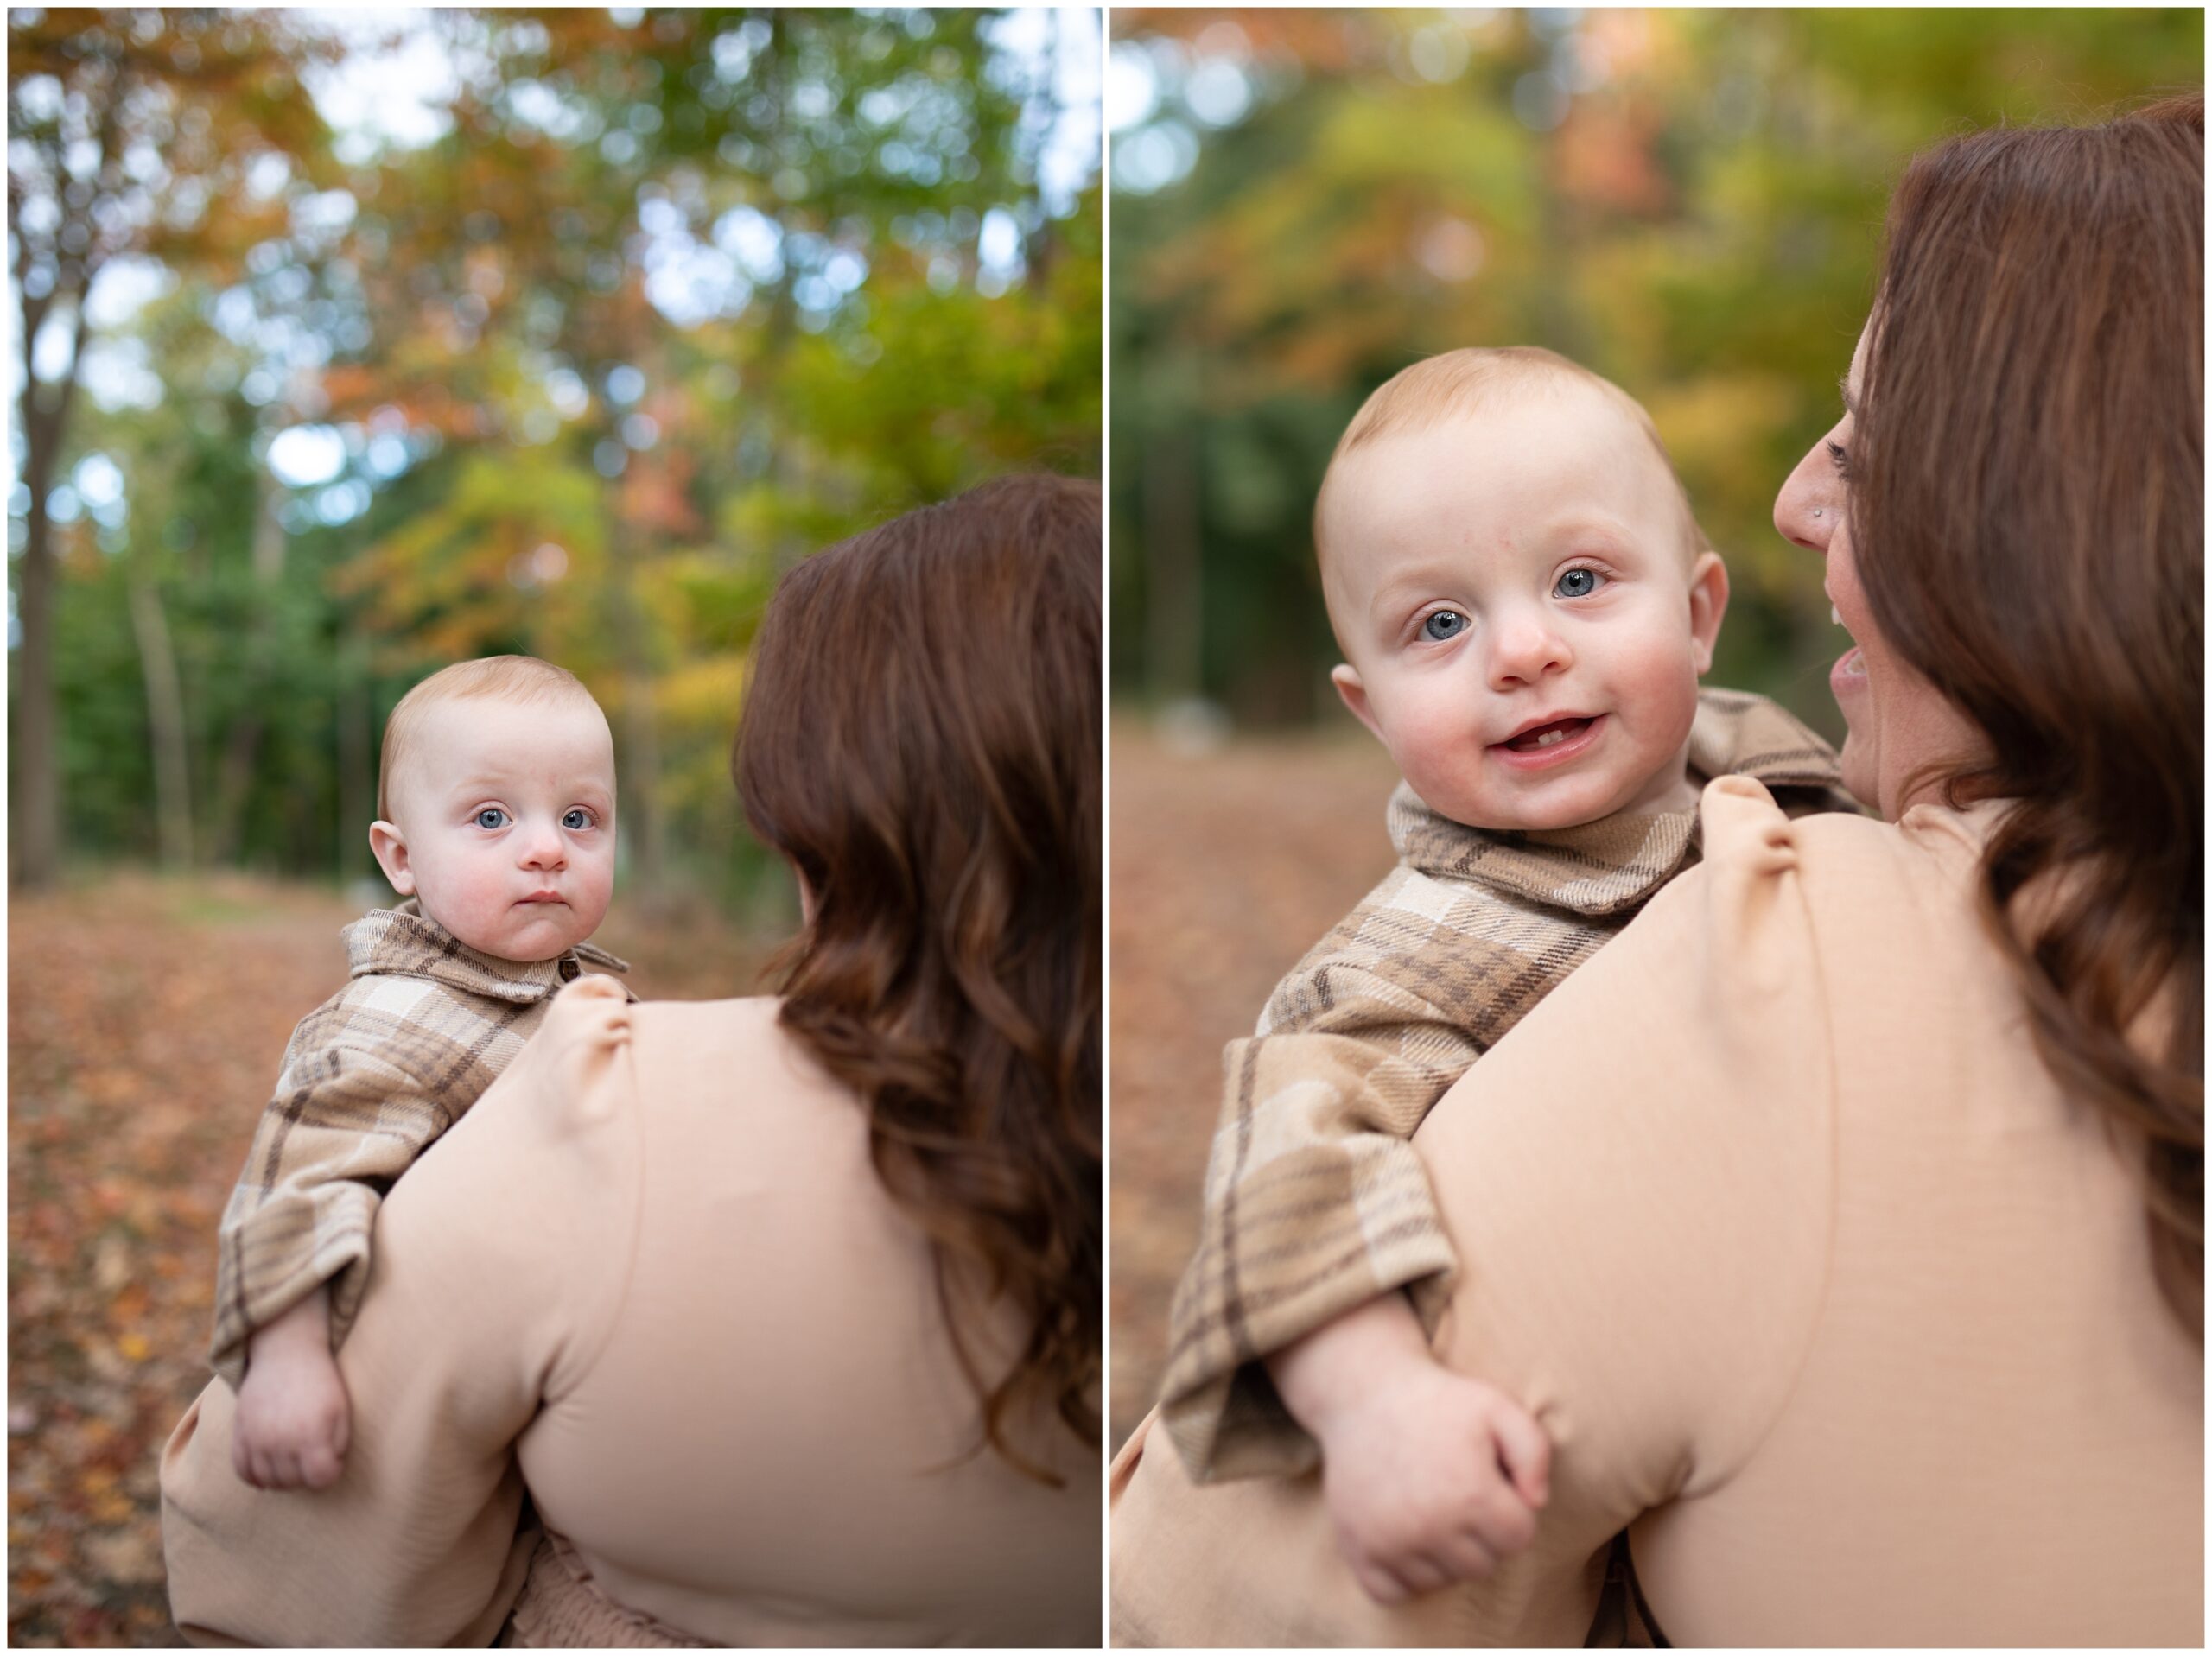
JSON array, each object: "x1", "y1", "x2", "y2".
[
  {"x1": 208, "y1": 899, "x2": 630, "y2": 1388},
  {"x1": 1160, "y1": 687, "x2": 1859, "y2": 1480}
]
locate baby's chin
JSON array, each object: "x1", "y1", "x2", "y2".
[
  {"x1": 427, "y1": 907, "x2": 589, "y2": 964},
  {"x1": 1417, "y1": 773, "x2": 1657, "y2": 834}
]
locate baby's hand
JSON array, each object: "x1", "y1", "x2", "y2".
[
  {"x1": 232, "y1": 1312, "x2": 352, "y2": 1491},
  {"x1": 1312, "y1": 1361, "x2": 1550, "y2": 1606}
]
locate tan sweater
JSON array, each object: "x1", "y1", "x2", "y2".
[
  {"x1": 164, "y1": 984, "x2": 1100, "y2": 1647},
  {"x1": 1111, "y1": 777, "x2": 2203, "y2": 1647}
]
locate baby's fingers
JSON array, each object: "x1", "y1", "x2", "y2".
[
  {"x1": 1433, "y1": 1528, "x2": 1502, "y2": 1584},
  {"x1": 1491, "y1": 1399, "x2": 1552, "y2": 1508},
  {"x1": 1392, "y1": 1551, "x2": 1455, "y2": 1600},
  {"x1": 1466, "y1": 1482, "x2": 1539, "y2": 1558},
  {"x1": 298, "y1": 1441, "x2": 343, "y2": 1490},
  {"x1": 1351, "y1": 1558, "x2": 1412, "y2": 1607}
]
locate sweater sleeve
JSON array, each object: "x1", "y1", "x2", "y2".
[
  {"x1": 208, "y1": 1034, "x2": 451, "y2": 1390},
  {"x1": 162, "y1": 976, "x2": 643, "y2": 1648},
  {"x1": 1416, "y1": 775, "x2": 1837, "y2": 1641},
  {"x1": 1109, "y1": 777, "x2": 1837, "y2": 1647}
]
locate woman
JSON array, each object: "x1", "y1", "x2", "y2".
[
  {"x1": 1110, "y1": 98, "x2": 2202, "y2": 1646},
  {"x1": 162, "y1": 473, "x2": 1103, "y2": 1646}
]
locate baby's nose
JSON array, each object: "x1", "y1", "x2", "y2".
[
  {"x1": 1487, "y1": 618, "x2": 1571, "y2": 687},
  {"x1": 518, "y1": 826, "x2": 567, "y2": 867}
]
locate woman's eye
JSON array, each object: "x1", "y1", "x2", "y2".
[
  {"x1": 1827, "y1": 440, "x2": 1853, "y2": 481},
  {"x1": 474, "y1": 808, "x2": 509, "y2": 830},
  {"x1": 1421, "y1": 610, "x2": 1468, "y2": 642},
  {"x1": 1554, "y1": 568, "x2": 1604, "y2": 599},
  {"x1": 562, "y1": 809, "x2": 593, "y2": 831}
]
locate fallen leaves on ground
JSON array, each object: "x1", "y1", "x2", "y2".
[
  {"x1": 6, "y1": 872, "x2": 772, "y2": 1646},
  {"x1": 1109, "y1": 723, "x2": 1402, "y2": 1450}
]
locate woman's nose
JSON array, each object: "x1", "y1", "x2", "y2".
[
  {"x1": 1774, "y1": 447, "x2": 1834, "y2": 553},
  {"x1": 1486, "y1": 614, "x2": 1572, "y2": 689}
]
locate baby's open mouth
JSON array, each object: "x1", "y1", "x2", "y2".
[{"x1": 1499, "y1": 716, "x2": 1595, "y2": 753}]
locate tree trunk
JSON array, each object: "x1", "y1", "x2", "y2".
[
  {"x1": 601, "y1": 492, "x2": 664, "y2": 900},
  {"x1": 1143, "y1": 425, "x2": 1204, "y2": 705},
  {"x1": 335, "y1": 619, "x2": 374, "y2": 880},
  {"x1": 11, "y1": 300, "x2": 89, "y2": 889},
  {"x1": 10, "y1": 62, "x2": 120, "y2": 888},
  {"x1": 13, "y1": 440, "x2": 62, "y2": 887},
  {"x1": 125, "y1": 568, "x2": 194, "y2": 869},
  {"x1": 205, "y1": 470, "x2": 286, "y2": 865}
]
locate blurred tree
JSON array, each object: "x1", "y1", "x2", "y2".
[
  {"x1": 9, "y1": 9, "x2": 336, "y2": 885},
  {"x1": 1109, "y1": 7, "x2": 2202, "y2": 733},
  {"x1": 12, "y1": 7, "x2": 1102, "y2": 908}
]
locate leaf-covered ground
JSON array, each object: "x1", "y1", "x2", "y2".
[
  {"x1": 6, "y1": 872, "x2": 772, "y2": 1646},
  {"x1": 1109, "y1": 723, "x2": 1402, "y2": 1450}
]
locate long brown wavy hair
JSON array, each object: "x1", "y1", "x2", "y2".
[
  {"x1": 1852, "y1": 95, "x2": 2203, "y2": 1335},
  {"x1": 734, "y1": 473, "x2": 1102, "y2": 1477}
]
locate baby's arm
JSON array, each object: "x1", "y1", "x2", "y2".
[
  {"x1": 1157, "y1": 865, "x2": 1580, "y2": 1596},
  {"x1": 1268, "y1": 1290, "x2": 1548, "y2": 1605},
  {"x1": 231, "y1": 1285, "x2": 350, "y2": 1490},
  {"x1": 211, "y1": 1017, "x2": 477, "y2": 1494}
]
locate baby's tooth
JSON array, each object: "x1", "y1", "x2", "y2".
[{"x1": 1832, "y1": 605, "x2": 1843, "y2": 626}]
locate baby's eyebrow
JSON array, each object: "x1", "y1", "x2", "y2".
[{"x1": 1838, "y1": 375, "x2": 1859, "y2": 419}]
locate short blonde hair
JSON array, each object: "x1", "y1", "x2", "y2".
[
  {"x1": 1313, "y1": 347, "x2": 1713, "y2": 619},
  {"x1": 377, "y1": 655, "x2": 605, "y2": 822}
]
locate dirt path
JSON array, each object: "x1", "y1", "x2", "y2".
[
  {"x1": 1109, "y1": 722, "x2": 1402, "y2": 1450},
  {"x1": 6, "y1": 873, "x2": 766, "y2": 1646}
]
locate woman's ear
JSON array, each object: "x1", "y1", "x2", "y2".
[
  {"x1": 1330, "y1": 664, "x2": 1385, "y2": 742},
  {"x1": 1687, "y1": 552, "x2": 1731, "y2": 676},
  {"x1": 369, "y1": 821, "x2": 416, "y2": 895}
]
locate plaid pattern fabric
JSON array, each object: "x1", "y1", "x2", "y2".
[
  {"x1": 208, "y1": 900, "x2": 629, "y2": 1387},
  {"x1": 1160, "y1": 688, "x2": 1858, "y2": 1480}
]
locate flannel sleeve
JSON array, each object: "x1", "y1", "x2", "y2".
[
  {"x1": 208, "y1": 1034, "x2": 457, "y2": 1389},
  {"x1": 1156, "y1": 872, "x2": 1510, "y2": 1482}
]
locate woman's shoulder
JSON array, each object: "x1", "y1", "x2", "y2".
[
  {"x1": 622, "y1": 992, "x2": 827, "y2": 1088},
  {"x1": 1683, "y1": 775, "x2": 1985, "y2": 947},
  {"x1": 594, "y1": 990, "x2": 870, "y2": 1152}
]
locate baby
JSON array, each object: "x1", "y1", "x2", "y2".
[
  {"x1": 210, "y1": 655, "x2": 630, "y2": 1490},
  {"x1": 1157, "y1": 348, "x2": 1856, "y2": 1603}
]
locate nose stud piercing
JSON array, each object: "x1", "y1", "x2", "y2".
[{"x1": 1810, "y1": 507, "x2": 1825, "y2": 518}]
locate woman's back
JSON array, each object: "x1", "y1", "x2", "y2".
[
  {"x1": 1110, "y1": 786, "x2": 2202, "y2": 1646},
  {"x1": 1618, "y1": 803, "x2": 2201, "y2": 1645},
  {"x1": 525, "y1": 996, "x2": 1098, "y2": 1647}
]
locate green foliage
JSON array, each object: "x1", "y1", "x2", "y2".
[
  {"x1": 1109, "y1": 7, "x2": 2202, "y2": 735},
  {"x1": 14, "y1": 8, "x2": 1102, "y2": 904}
]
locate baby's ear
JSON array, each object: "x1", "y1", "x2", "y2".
[
  {"x1": 1687, "y1": 551, "x2": 1730, "y2": 676},
  {"x1": 368, "y1": 821, "x2": 415, "y2": 896},
  {"x1": 1330, "y1": 663, "x2": 1385, "y2": 743}
]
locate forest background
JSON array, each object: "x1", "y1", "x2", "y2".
[
  {"x1": 1107, "y1": 7, "x2": 2205, "y2": 1449},
  {"x1": 11, "y1": 4, "x2": 1102, "y2": 909},
  {"x1": 7, "y1": 8, "x2": 1100, "y2": 1644}
]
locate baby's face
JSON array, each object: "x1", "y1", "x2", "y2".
[
  {"x1": 374, "y1": 698, "x2": 618, "y2": 961},
  {"x1": 1322, "y1": 382, "x2": 1726, "y2": 831}
]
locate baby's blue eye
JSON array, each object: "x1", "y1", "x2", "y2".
[
  {"x1": 474, "y1": 808, "x2": 509, "y2": 830},
  {"x1": 1422, "y1": 610, "x2": 1468, "y2": 642},
  {"x1": 562, "y1": 809, "x2": 593, "y2": 831},
  {"x1": 1554, "y1": 568, "x2": 1604, "y2": 599}
]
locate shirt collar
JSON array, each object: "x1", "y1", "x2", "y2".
[
  {"x1": 1389, "y1": 688, "x2": 1857, "y2": 917},
  {"x1": 342, "y1": 899, "x2": 631, "y2": 1004}
]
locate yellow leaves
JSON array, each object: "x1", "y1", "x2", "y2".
[{"x1": 655, "y1": 653, "x2": 749, "y2": 737}]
